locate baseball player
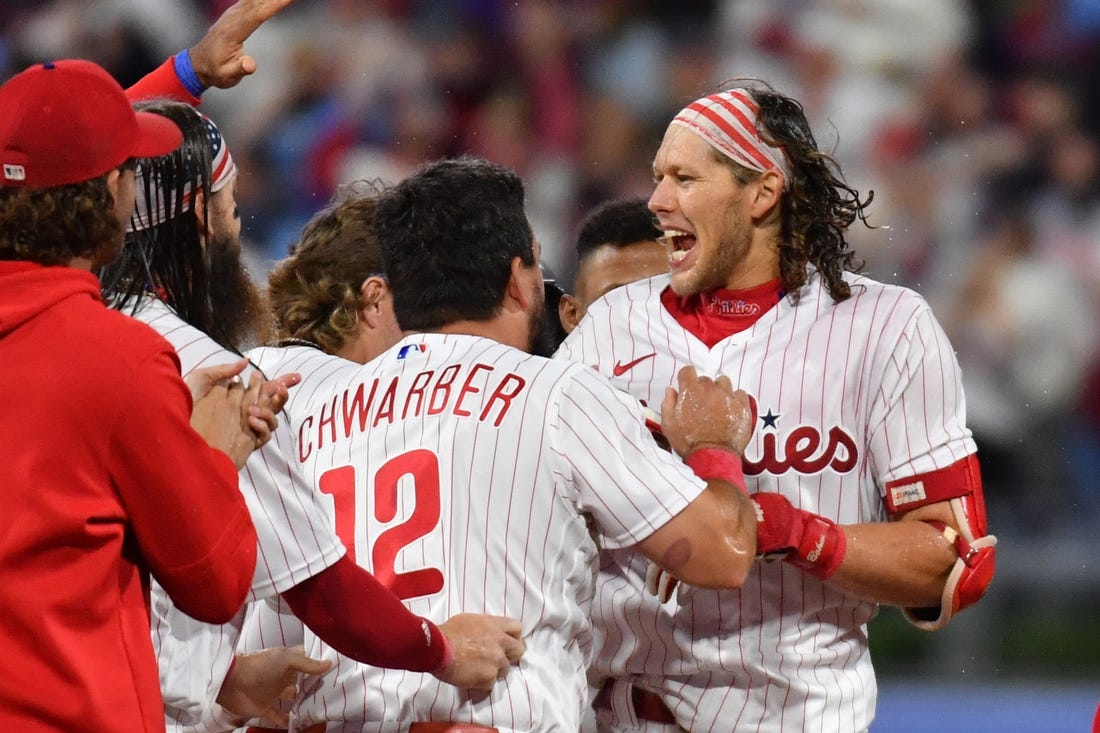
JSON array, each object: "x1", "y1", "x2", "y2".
[
  {"x1": 557, "y1": 197, "x2": 668, "y2": 335},
  {"x1": 232, "y1": 180, "x2": 407, "y2": 730},
  {"x1": 100, "y1": 108, "x2": 524, "y2": 730},
  {"x1": 557, "y1": 85, "x2": 996, "y2": 732},
  {"x1": 249, "y1": 157, "x2": 762, "y2": 733}
]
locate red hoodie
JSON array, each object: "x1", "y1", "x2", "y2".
[{"x1": 0, "y1": 261, "x2": 257, "y2": 732}]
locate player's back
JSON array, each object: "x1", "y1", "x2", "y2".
[{"x1": 281, "y1": 332, "x2": 610, "y2": 733}]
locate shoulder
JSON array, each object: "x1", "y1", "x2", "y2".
[
  {"x1": 87, "y1": 300, "x2": 180, "y2": 364},
  {"x1": 811, "y1": 271, "x2": 936, "y2": 328},
  {"x1": 588, "y1": 274, "x2": 669, "y2": 318},
  {"x1": 130, "y1": 297, "x2": 246, "y2": 375},
  {"x1": 249, "y1": 344, "x2": 337, "y2": 372},
  {"x1": 61, "y1": 301, "x2": 184, "y2": 401}
]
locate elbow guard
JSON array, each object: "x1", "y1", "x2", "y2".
[{"x1": 903, "y1": 492, "x2": 996, "y2": 631}]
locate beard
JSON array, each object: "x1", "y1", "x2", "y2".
[
  {"x1": 525, "y1": 279, "x2": 548, "y2": 355},
  {"x1": 530, "y1": 280, "x2": 566, "y2": 357},
  {"x1": 206, "y1": 230, "x2": 269, "y2": 351}
]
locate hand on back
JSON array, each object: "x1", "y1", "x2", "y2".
[
  {"x1": 216, "y1": 645, "x2": 331, "y2": 727},
  {"x1": 432, "y1": 613, "x2": 526, "y2": 691}
]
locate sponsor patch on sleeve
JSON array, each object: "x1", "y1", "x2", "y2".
[
  {"x1": 889, "y1": 481, "x2": 927, "y2": 507},
  {"x1": 883, "y1": 454, "x2": 980, "y2": 515}
]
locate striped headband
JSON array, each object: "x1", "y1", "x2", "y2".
[
  {"x1": 129, "y1": 110, "x2": 237, "y2": 232},
  {"x1": 671, "y1": 89, "x2": 790, "y2": 188}
]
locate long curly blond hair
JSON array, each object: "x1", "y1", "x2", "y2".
[{"x1": 267, "y1": 180, "x2": 387, "y2": 353}]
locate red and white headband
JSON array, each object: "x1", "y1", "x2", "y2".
[{"x1": 671, "y1": 89, "x2": 790, "y2": 187}]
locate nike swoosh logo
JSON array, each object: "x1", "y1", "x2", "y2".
[{"x1": 612, "y1": 352, "x2": 657, "y2": 377}]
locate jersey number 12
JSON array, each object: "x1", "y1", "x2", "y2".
[{"x1": 319, "y1": 448, "x2": 445, "y2": 600}]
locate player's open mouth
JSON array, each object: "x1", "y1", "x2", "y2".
[{"x1": 661, "y1": 229, "x2": 696, "y2": 263}]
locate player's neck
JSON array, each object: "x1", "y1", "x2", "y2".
[
  {"x1": 427, "y1": 316, "x2": 530, "y2": 352},
  {"x1": 719, "y1": 248, "x2": 779, "y2": 292}
]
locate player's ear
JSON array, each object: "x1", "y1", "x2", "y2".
[
  {"x1": 359, "y1": 276, "x2": 389, "y2": 328},
  {"x1": 105, "y1": 167, "x2": 122, "y2": 205},
  {"x1": 748, "y1": 169, "x2": 783, "y2": 220},
  {"x1": 193, "y1": 189, "x2": 209, "y2": 238},
  {"x1": 505, "y1": 256, "x2": 537, "y2": 313},
  {"x1": 559, "y1": 293, "x2": 581, "y2": 334}
]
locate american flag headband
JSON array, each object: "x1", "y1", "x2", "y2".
[
  {"x1": 128, "y1": 111, "x2": 237, "y2": 233},
  {"x1": 670, "y1": 89, "x2": 791, "y2": 189}
]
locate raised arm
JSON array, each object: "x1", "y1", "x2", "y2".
[{"x1": 126, "y1": 0, "x2": 297, "y2": 103}]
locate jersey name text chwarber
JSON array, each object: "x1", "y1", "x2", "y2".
[{"x1": 298, "y1": 361, "x2": 528, "y2": 461}]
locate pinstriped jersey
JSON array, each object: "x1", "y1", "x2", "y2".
[
  {"x1": 129, "y1": 297, "x2": 345, "y2": 732},
  {"x1": 556, "y1": 271, "x2": 977, "y2": 733},
  {"x1": 248, "y1": 333, "x2": 710, "y2": 733}
]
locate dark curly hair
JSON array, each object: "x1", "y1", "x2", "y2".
[
  {"x1": 375, "y1": 156, "x2": 534, "y2": 331},
  {"x1": 717, "y1": 81, "x2": 870, "y2": 302},
  {"x1": 267, "y1": 180, "x2": 387, "y2": 354},
  {"x1": 575, "y1": 197, "x2": 662, "y2": 263},
  {"x1": 0, "y1": 175, "x2": 122, "y2": 265}
]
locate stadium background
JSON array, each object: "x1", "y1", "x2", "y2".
[{"x1": 2, "y1": 1, "x2": 1097, "y2": 729}]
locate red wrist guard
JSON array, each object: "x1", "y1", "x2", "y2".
[
  {"x1": 685, "y1": 447, "x2": 746, "y2": 493},
  {"x1": 752, "y1": 492, "x2": 846, "y2": 580}
]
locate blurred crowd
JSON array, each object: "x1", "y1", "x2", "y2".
[{"x1": 3, "y1": 0, "x2": 1099, "y2": 538}]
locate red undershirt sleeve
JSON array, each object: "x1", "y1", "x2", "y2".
[
  {"x1": 280, "y1": 555, "x2": 450, "y2": 672},
  {"x1": 125, "y1": 57, "x2": 202, "y2": 105}
]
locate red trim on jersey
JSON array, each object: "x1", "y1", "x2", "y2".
[
  {"x1": 883, "y1": 453, "x2": 981, "y2": 517},
  {"x1": 281, "y1": 555, "x2": 448, "y2": 672},
  {"x1": 660, "y1": 279, "x2": 784, "y2": 348}
]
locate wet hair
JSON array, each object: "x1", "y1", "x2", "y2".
[
  {"x1": 375, "y1": 156, "x2": 534, "y2": 331},
  {"x1": 575, "y1": 197, "x2": 662, "y2": 264},
  {"x1": 267, "y1": 180, "x2": 387, "y2": 354},
  {"x1": 720, "y1": 81, "x2": 870, "y2": 302},
  {"x1": 0, "y1": 174, "x2": 121, "y2": 265},
  {"x1": 98, "y1": 100, "x2": 221, "y2": 339}
]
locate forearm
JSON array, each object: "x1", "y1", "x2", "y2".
[
  {"x1": 824, "y1": 520, "x2": 956, "y2": 607},
  {"x1": 126, "y1": 55, "x2": 204, "y2": 104},
  {"x1": 280, "y1": 556, "x2": 449, "y2": 672},
  {"x1": 636, "y1": 480, "x2": 757, "y2": 590}
]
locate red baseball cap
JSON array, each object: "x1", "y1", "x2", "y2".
[{"x1": 0, "y1": 59, "x2": 183, "y2": 188}]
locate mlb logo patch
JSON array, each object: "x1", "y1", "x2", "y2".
[
  {"x1": 3, "y1": 163, "x2": 26, "y2": 181},
  {"x1": 397, "y1": 343, "x2": 427, "y2": 360}
]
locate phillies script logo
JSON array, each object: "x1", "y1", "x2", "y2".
[
  {"x1": 704, "y1": 293, "x2": 760, "y2": 316},
  {"x1": 742, "y1": 395, "x2": 858, "y2": 476}
]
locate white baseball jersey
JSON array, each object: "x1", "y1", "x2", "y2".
[
  {"x1": 129, "y1": 296, "x2": 346, "y2": 732},
  {"x1": 248, "y1": 332, "x2": 712, "y2": 733},
  {"x1": 556, "y1": 271, "x2": 977, "y2": 733}
]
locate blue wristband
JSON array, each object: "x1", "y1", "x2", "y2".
[{"x1": 173, "y1": 49, "x2": 206, "y2": 97}]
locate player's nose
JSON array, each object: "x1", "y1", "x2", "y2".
[{"x1": 648, "y1": 177, "x2": 675, "y2": 216}]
